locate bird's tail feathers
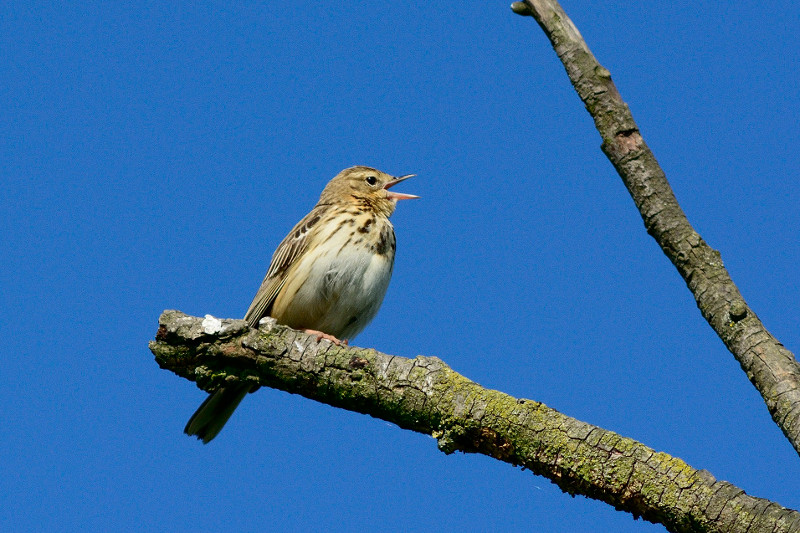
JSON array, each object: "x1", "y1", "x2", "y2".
[{"x1": 184, "y1": 385, "x2": 250, "y2": 444}]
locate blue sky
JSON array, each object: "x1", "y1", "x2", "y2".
[{"x1": 3, "y1": 2, "x2": 799, "y2": 531}]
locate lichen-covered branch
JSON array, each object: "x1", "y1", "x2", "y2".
[
  {"x1": 152, "y1": 311, "x2": 799, "y2": 533},
  {"x1": 511, "y1": 0, "x2": 800, "y2": 455}
]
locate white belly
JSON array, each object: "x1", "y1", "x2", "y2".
[{"x1": 273, "y1": 235, "x2": 395, "y2": 340}]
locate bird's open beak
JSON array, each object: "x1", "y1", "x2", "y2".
[{"x1": 383, "y1": 174, "x2": 419, "y2": 201}]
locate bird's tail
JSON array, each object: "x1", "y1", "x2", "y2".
[{"x1": 184, "y1": 384, "x2": 250, "y2": 444}]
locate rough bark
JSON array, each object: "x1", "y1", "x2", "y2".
[
  {"x1": 510, "y1": 0, "x2": 800, "y2": 455},
  {"x1": 152, "y1": 311, "x2": 800, "y2": 533}
]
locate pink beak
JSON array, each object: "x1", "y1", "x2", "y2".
[{"x1": 383, "y1": 174, "x2": 419, "y2": 201}]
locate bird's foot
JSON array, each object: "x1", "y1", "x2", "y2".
[{"x1": 304, "y1": 329, "x2": 348, "y2": 346}]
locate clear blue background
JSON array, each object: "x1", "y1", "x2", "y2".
[{"x1": 3, "y1": 2, "x2": 799, "y2": 531}]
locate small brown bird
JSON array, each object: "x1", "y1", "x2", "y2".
[{"x1": 184, "y1": 166, "x2": 418, "y2": 443}]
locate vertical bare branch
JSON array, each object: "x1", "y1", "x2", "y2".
[{"x1": 511, "y1": 0, "x2": 800, "y2": 455}]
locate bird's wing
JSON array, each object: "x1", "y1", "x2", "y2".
[{"x1": 244, "y1": 205, "x2": 327, "y2": 327}]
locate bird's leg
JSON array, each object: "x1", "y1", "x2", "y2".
[{"x1": 303, "y1": 329, "x2": 346, "y2": 346}]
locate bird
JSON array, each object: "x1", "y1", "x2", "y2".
[{"x1": 184, "y1": 166, "x2": 418, "y2": 443}]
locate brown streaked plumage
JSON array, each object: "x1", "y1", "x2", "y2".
[{"x1": 184, "y1": 166, "x2": 417, "y2": 443}]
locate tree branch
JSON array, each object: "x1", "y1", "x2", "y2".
[
  {"x1": 511, "y1": 0, "x2": 800, "y2": 455},
  {"x1": 152, "y1": 311, "x2": 799, "y2": 533}
]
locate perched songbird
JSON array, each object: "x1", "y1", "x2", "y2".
[{"x1": 184, "y1": 166, "x2": 418, "y2": 443}]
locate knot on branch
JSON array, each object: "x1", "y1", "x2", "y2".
[
  {"x1": 433, "y1": 422, "x2": 516, "y2": 461},
  {"x1": 729, "y1": 300, "x2": 748, "y2": 323},
  {"x1": 510, "y1": 1, "x2": 533, "y2": 17}
]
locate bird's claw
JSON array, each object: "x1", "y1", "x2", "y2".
[{"x1": 303, "y1": 329, "x2": 347, "y2": 346}]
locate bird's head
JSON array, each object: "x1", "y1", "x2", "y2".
[{"x1": 319, "y1": 166, "x2": 418, "y2": 216}]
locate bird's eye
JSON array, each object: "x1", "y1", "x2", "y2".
[{"x1": 365, "y1": 176, "x2": 378, "y2": 186}]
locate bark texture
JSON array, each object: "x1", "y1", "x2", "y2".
[
  {"x1": 152, "y1": 311, "x2": 799, "y2": 533},
  {"x1": 511, "y1": 0, "x2": 800, "y2": 455}
]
